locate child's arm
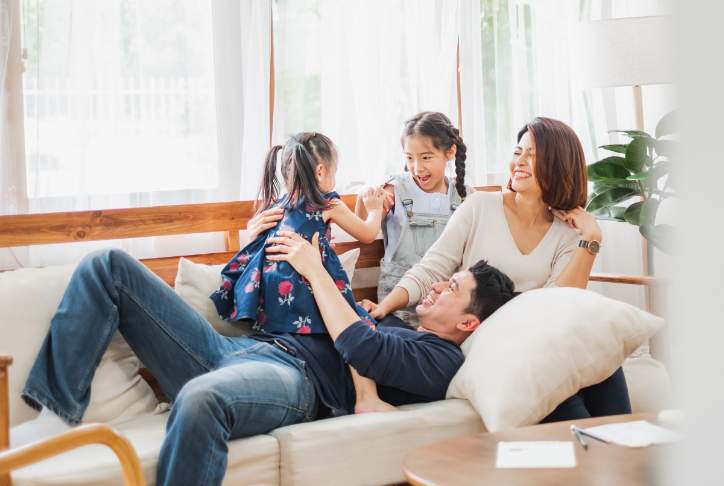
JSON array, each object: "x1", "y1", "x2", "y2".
[
  {"x1": 355, "y1": 184, "x2": 395, "y2": 221},
  {"x1": 325, "y1": 188, "x2": 387, "y2": 244},
  {"x1": 351, "y1": 365, "x2": 399, "y2": 414}
]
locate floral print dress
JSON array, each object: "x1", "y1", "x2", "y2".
[{"x1": 210, "y1": 192, "x2": 377, "y2": 333}]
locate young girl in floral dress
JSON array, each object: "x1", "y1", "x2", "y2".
[{"x1": 210, "y1": 131, "x2": 386, "y2": 334}]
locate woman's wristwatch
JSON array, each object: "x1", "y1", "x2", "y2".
[{"x1": 579, "y1": 239, "x2": 601, "y2": 255}]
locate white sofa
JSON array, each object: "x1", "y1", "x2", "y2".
[{"x1": 1, "y1": 262, "x2": 673, "y2": 486}]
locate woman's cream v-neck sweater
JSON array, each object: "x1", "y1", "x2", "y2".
[{"x1": 397, "y1": 191, "x2": 582, "y2": 306}]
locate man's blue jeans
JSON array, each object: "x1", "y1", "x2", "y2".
[{"x1": 22, "y1": 248, "x2": 317, "y2": 486}]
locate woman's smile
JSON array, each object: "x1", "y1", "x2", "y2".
[{"x1": 514, "y1": 170, "x2": 532, "y2": 181}]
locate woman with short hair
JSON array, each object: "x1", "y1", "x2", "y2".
[{"x1": 362, "y1": 117, "x2": 629, "y2": 422}]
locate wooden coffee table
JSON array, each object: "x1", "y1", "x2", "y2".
[{"x1": 402, "y1": 413, "x2": 669, "y2": 486}]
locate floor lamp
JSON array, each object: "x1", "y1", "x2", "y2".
[{"x1": 576, "y1": 16, "x2": 674, "y2": 309}]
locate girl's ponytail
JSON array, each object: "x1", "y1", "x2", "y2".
[
  {"x1": 447, "y1": 126, "x2": 468, "y2": 200},
  {"x1": 255, "y1": 145, "x2": 284, "y2": 215}
]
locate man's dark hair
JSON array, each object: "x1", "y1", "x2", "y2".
[{"x1": 465, "y1": 260, "x2": 520, "y2": 322}]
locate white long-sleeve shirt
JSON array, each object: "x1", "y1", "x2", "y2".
[{"x1": 397, "y1": 191, "x2": 582, "y2": 306}]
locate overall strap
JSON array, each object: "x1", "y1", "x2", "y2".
[{"x1": 386, "y1": 178, "x2": 415, "y2": 217}]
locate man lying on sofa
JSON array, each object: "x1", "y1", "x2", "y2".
[{"x1": 10, "y1": 231, "x2": 519, "y2": 486}]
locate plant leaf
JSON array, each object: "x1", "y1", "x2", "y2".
[
  {"x1": 624, "y1": 137, "x2": 648, "y2": 172},
  {"x1": 597, "y1": 155, "x2": 627, "y2": 169},
  {"x1": 623, "y1": 199, "x2": 659, "y2": 226},
  {"x1": 639, "y1": 223, "x2": 680, "y2": 256},
  {"x1": 652, "y1": 139, "x2": 680, "y2": 158},
  {"x1": 608, "y1": 129, "x2": 652, "y2": 138},
  {"x1": 586, "y1": 187, "x2": 639, "y2": 213},
  {"x1": 598, "y1": 144, "x2": 628, "y2": 154},
  {"x1": 627, "y1": 171, "x2": 655, "y2": 181},
  {"x1": 587, "y1": 161, "x2": 632, "y2": 181},
  {"x1": 655, "y1": 109, "x2": 680, "y2": 139},
  {"x1": 591, "y1": 206, "x2": 626, "y2": 222}
]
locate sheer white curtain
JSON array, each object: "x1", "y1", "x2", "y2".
[
  {"x1": 0, "y1": 0, "x2": 262, "y2": 270},
  {"x1": 272, "y1": 0, "x2": 460, "y2": 193}
]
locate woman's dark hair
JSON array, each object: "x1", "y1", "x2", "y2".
[
  {"x1": 255, "y1": 132, "x2": 336, "y2": 215},
  {"x1": 401, "y1": 112, "x2": 467, "y2": 200},
  {"x1": 465, "y1": 260, "x2": 520, "y2": 322},
  {"x1": 508, "y1": 117, "x2": 588, "y2": 210}
]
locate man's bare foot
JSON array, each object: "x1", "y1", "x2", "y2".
[{"x1": 354, "y1": 397, "x2": 400, "y2": 414}]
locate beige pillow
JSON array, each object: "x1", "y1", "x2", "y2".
[
  {"x1": 174, "y1": 248, "x2": 360, "y2": 337},
  {"x1": 446, "y1": 287, "x2": 664, "y2": 432},
  {"x1": 0, "y1": 264, "x2": 168, "y2": 427}
]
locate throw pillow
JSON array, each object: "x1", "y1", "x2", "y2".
[
  {"x1": 0, "y1": 264, "x2": 168, "y2": 428},
  {"x1": 174, "y1": 248, "x2": 361, "y2": 337},
  {"x1": 446, "y1": 287, "x2": 664, "y2": 432}
]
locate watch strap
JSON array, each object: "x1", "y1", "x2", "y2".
[{"x1": 578, "y1": 240, "x2": 589, "y2": 249}]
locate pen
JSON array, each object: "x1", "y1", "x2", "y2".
[
  {"x1": 570, "y1": 425, "x2": 588, "y2": 449},
  {"x1": 571, "y1": 425, "x2": 612, "y2": 445}
]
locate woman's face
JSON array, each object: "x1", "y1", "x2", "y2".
[{"x1": 509, "y1": 131, "x2": 542, "y2": 197}]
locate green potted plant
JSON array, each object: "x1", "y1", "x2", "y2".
[{"x1": 585, "y1": 110, "x2": 680, "y2": 275}]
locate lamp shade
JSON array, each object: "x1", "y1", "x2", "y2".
[{"x1": 576, "y1": 16, "x2": 675, "y2": 89}]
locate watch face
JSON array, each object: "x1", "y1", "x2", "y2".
[{"x1": 588, "y1": 240, "x2": 601, "y2": 254}]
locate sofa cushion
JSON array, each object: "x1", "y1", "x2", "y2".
[
  {"x1": 446, "y1": 287, "x2": 664, "y2": 432},
  {"x1": 0, "y1": 264, "x2": 168, "y2": 428},
  {"x1": 269, "y1": 399, "x2": 485, "y2": 486},
  {"x1": 11, "y1": 412, "x2": 281, "y2": 486},
  {"x1": 622, "y1": 357, "x2": 673, "y2": 413}
]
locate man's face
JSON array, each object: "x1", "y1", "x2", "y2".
[{"x1": 416, "y1": 271, "x2": 477, "y2": 335}]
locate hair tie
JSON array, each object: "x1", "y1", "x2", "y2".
[
  {"x1": 281, "y1": 145, "x2": 285, "y2": 149},
  {"x1": 312, "y1": 132, "x2": 316, "y2": 137}
]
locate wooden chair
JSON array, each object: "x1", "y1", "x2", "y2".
[{"x1": 0, "y1": 187, "x2": 669, "y2": 485}]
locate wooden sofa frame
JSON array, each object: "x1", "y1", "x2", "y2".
[{"x1": 0, "y1": 190, "x2": 669, "y2": 485}]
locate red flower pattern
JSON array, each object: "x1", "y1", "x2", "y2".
[
  {"x1": 230, "y1": 307, "x2": 237, "y2": 319},
  {"x1": 229, "y1": 262, "x2": 239, "y2": 271},
  {"x1": 279, "y1": 281, "x2": 293, "y2": 296},
  {"x1": 297, "y1": 326, "x2": 311, "y2": 334},
  {"x1": 335, "y1": 280, "x2": 345, "y2": 291},
  {"x1": 237, "y1": 254, "x2": 250, "y2": 263},
  {"x1": 245, "y1": 283, "x2": 255, "y2": 293},
  {"x1": 222, "y1": 280, "x2": 232, "y2": 290},
  {"x1": 258, "y1": 312, "x2": 266, "y2": 326},
  {"x1": 251, "y1": 269, "x2": 261, "y2": 282}
]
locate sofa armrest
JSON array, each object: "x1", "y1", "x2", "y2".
[
  {"x1": 589, "y1": 272, "x2": 670, "y2": 287},
  {"x1": 0, "y1": 424, "x2": 146, "y2": 486}
]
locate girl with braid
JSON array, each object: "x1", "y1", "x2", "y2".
[{"x1": 355, "y1": 111, "x2": 474, "y2": 329}]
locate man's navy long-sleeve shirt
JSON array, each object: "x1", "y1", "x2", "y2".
[{"x1": 249, "y1": 316, "x2": 465, "y2": 418}]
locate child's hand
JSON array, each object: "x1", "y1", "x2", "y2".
[{"x1": 363, "y1": 187, "x2": 386, "y2": 212}]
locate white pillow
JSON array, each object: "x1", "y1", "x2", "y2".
[
  {"x1": 446, "y1": 287, "x2": 664, "y2": 432},
  {"x1": 0, "y1": 264, "x2": 168, "y2": 428},
  {"x1": 174, "y1": 248, "x2": 361, "y2": 336}
]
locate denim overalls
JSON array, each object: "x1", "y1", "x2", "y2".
[{"x1": 378, "y1": 176, "x2": 465, "y2": 327}]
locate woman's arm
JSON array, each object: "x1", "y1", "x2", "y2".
[
  {"x1": 326, "y1": 188, "x2": 387, "y2": 244},
  {"x1": 551, "y1": 207, "x2": 602, "y2": 289},
  {"x1": 358, "y1": 286, "x2": 410, "y2": 319}
]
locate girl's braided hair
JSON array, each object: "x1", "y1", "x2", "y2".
[{"x1": 400, "y1": 112, "x2": 467, "y2": 200}]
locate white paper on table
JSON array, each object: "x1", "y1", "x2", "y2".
[
  {"x1": 495, "y1": 441, "x2": 576, "y2": 468},
  {"x1": 584, "y1": 420, "x2": 684, "y2": 448}
]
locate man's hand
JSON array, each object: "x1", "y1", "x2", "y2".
[
  {"x1": 247, "y1": 208, "x2": 284, "y2": 244},
  {"x1": 266, "y1": 231, "x2": 326, "y2": 282},
  {"x1": 358, "y1": 299, "x2": 388, "y2": 320}
]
